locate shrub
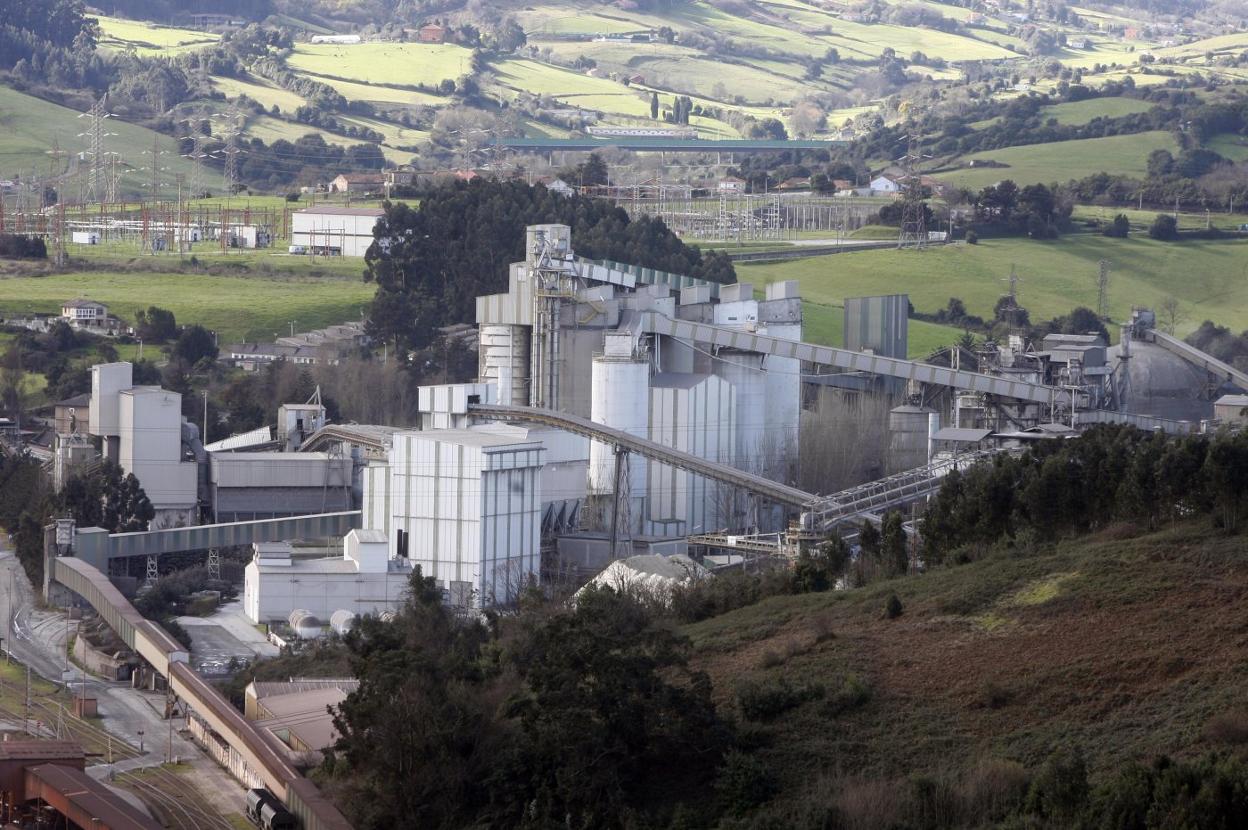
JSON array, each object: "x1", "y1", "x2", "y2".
[
  {"x1": 1149, "y1": 213, "x2": 1179, "y2": 241},
  {"x1": 885, "y1": 594, "x2": 904, "y2": 619},
  {"x1": 958, "y1": 758, "x2": 1029, "y2": 823},
  {"x1": 285, "y1": 191, "x2": 302, "y2": 202},
  {"x1": 1204, "y1": 710, "x2": 1248, "y2": 745},
  {"x1": 716, "y1": 750, "x2": 778, "y2": 816},
  {"x1": 1024, "y1": 748, "x2": 1089, "y2": 822},
  {"x1": 964, "y1": 229, "x2": 978, "y2": 244},
  {"x1": 736, "y1": 676, "x2": 824, "y2": 721},
  {"x1": 1103, "y1": 213, "x2": 1130, "y2": 237},
  {"x1": 824, "y1": 673, "x2": 872, "y2": 716},
  {"x1": 0, "y1": 233, "x2": 47, "y2": 260}
]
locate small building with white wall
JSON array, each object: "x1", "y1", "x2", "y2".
[
  {"x1": 243, "y1": 531, "x2": 413, "y2": 624},
  {"x1": 290, "y1": 207, "x2": 383, "y2": 257}
]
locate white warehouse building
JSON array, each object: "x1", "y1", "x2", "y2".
[{"x1": 290, "y1": 207, "x2": 384, "y2": 257}]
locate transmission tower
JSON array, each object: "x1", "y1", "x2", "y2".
[
  {"x1": 998, "y1": 264, "x2": 1026, "y2": 329},
  {"x1": 216, "y1": 101, "x2": 245, "y2": 195},
  {"x1": 142, "y1": 133, "x2": 169, "y2": 203},
  {"x1": 182, "y1": 133, "x2": 210, "y2": 200},
  {"x1": 45, "y1": 139, "x2": 70, "y2": 208},
  {"x1": 76, "y1": 95, "x2": 115, "y2": 203},
  {"x1": 897, "y1": 131, "x2": 932, "y2": 250},
  {"x1": 1097, "y1": 259, "x2": 1111, "y2": 319},
  {"x1": 106, "y1": 152, "x2": 122, "y2": 204}
]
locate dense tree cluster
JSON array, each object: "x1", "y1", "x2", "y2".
[
  {"x1": 364, "y1": 179, "x2": 735, "y2": 352},
  {"x1": 60, "y1": 461, "x2": 155, "y2": 533},
  {"x1": 922, "y1": 425, "x2": 1248, "y2": 565},
  {"x1": 327, "y1": 574, "x2": 731, "y2": 829},
  {"x1": 0, "y1": 235, "x2": 47, "y2": 260}
]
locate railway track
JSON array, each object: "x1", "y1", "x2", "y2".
[{"x1": 118, "y1": 767, "x2": 237, "y2": 830}]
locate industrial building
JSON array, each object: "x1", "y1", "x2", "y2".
[
  {"x1": 58, "y1": 224, "x2": 1248, "y2": 627},
  {"x1": 289, "y1": 207, "x2": 383, "y2": 257}
]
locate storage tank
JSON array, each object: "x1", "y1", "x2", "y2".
[
  {"x1": 715, "y1": 352, "x2": 765, "y2": 471},
  {"x1": 587, "y1": 337, "x2": 649, "y2": 498},
  {"x1": 330, "y1": 610, "x2": 356, "y2": 636},
  {"x1": 287, "y1": 609, "x2": 323, "y2": 640},
  {"x1": 479, "y1": 324, "x2": 531, "y2": 406},
  {"x1": 888, "y1": 405, "x2": 936, "y2": 473}
]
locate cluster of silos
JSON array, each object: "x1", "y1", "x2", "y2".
[
  {"x1": 478, "y1": 325, "x2": 531, "y2": 406},
  {"x1": 588, "y1": 333, "x2": 650, "y2": 502}
]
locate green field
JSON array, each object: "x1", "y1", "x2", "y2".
[
  {"x1": 1039, "y1": 97, "x2": 1155, "y2": 125},
  {"x1": 802, "y1": 301, "x2": 966, "y2": 358},
  {"x1": 942, "y1": 131, "x2": 1181, "y2": 189},
  {"x1": 287, "y1": 42, "x2": 471, "y2": 89},
  {"x1": 741, "y1": 233, "x2": 1248, "y2": 337},
  {"x1": 0, "y1": 271, "x2": 374, "y2": 343},
  {"x1": 93, "y1": 15, "x2": 217, "y2": 55},
  {"x1": 0, "y1": 86, "x2": 197, "y2": 200}
]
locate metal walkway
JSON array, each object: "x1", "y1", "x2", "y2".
[
  {"x1": 636, "y1": 312, "x2": 1075, "y2": 407},
  {"x1": 805, "y1": 449, "x2": 1007, "y2": 530},
  {"x1": 1148, "y1": 330, "x2": 1248, "y2": 391},
  {"x1": 469, "y1": 404, "x2": 817, "y2": 507}
]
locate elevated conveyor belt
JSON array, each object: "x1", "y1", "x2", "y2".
[
  {"x1": 805, "y1": 449, "x2": 1007, "y2": 530},
  {"x1": 636, "y1": 311, "x2": 1074, "y2": 406},
  {"x1": 469, "y1": 404, "x2": 818, "y2": 507},
  {"x1": 1148, "y1": 330, "x2": 1248, "y2": 391},
  {"x1": 51, "y1": 556, "x2": 353, "y2": 830}
]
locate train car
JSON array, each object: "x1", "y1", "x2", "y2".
[{"x1": 247, "y1": 788, "x2": 298, "y2": 830}]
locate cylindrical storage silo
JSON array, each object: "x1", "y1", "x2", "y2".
[
  {"x1": 288, "y1": 609, "x2": 323, "y2": 640},
  {"x1": 330, "y1": 610, "x2": 356, "y2": 636},
  {"x1": 888, "y1": 405, "x2": 935, "y2": 473},
  {"x1": 479, "y1": 324, "x2": 531, "y2": 406},
  {"x1": 587, "y1": 353, "x2": 649, "y2": 498},
  {"x1": 715, "y1": 352, "x2": 766, "y2": 471}
]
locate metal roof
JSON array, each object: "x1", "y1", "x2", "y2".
[
  {"x1": 26, "y1": 763, "x2": 163, "y2": 830},
  {"x1": 1215, "y1": 394, "x2": 1248, "y2": 407},
  {"x1": 500, "y1": 137, "x2": 840, "y2": 152},
  {"x1": 293, "y1": 207, "x2": 384, "y2": 216},
  {"x1": 934, "y1": 427, "x2": 994, "y2": 443}
]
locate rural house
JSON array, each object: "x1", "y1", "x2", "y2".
[{"x1": 329, "y1": 172, "x2": 386, "y2": 194}]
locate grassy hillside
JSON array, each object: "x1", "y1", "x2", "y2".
[
  {"x1": 802, "y1": 301, "x2": 965, "y2": 358},
  {"x1": 0, "y1": 269, "x2": 373, "y2": 342},
  {"x1": 940, "y1": 131, "x2": 1181, "y2": 190},
  {"x1": 0, "y1": 87, "x2": 198, "y2": 200},
  {"x1": 741, "y1": 232, "x2": 1248, "y2": 336},
  {"x1": 684, "y1": 519, "x2": 1248, "y2": 813}
]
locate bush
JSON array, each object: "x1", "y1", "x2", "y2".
[
  {"x1": 716, "y1": 751, "x2": 778, "y2": 816},
  {"x1": 958, "y1": 759, "x2": 1029, "y2": 823},
  {"x1": 885, "y1": 594, "x2": 904, "y2": 619},
  {"x1": 1103, "y1": 213, "x2": 1130, "y2": 237},
  {"x1": 285, "y1": 191, "x2": 301, "y2": 202},
  {"x1": 1149, "y1": 213, "x2": 1179, "y2": 240},
  {"x1": 965, "y1": 229, "x2": 978, "y2": 244},
  {"x1": 736, "y1": 677, "x2": 824, "y2": 721},
  {"x1": 1204, "y1": 710, "x2": 1248, "y2": 745},
  {"x1": 0, "y1": 234, "x2": 47, "y2": 260},
  {"x1": 1024, "y1": 748, "x2": 1089, "y2": 823},
  {"x1": 824, "y1": 672, "x2": 872, "y2": 716}
]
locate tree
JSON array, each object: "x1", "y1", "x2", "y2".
[
  {"x1": 881, "y1": 511, "x2": 907, "y2": 576},
  {"x1": 650, "y1": 91, "x2": 659, "y2": 120},
  {"x1": 172, "y1": 325, "x2": 218, "y2": 365},
  {"x1": 1160, "y1": 297, "x2": 1185, "y2": 335},
  {"x1": 1149, "y1": 214, "x2": 1179, "y2": 241},
  {"x1": 135, "y1": 306, "x2": 177, "y2": 342},
  {"x1": 1103, "y1": 214, "x2": 1130, "y2": 238},
  {"x1": 61, "y1": 461, "x2": 154, "y2": 532},
  {"x1": 501, "y1": 587, "x2": 729, "y2": 827}
]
